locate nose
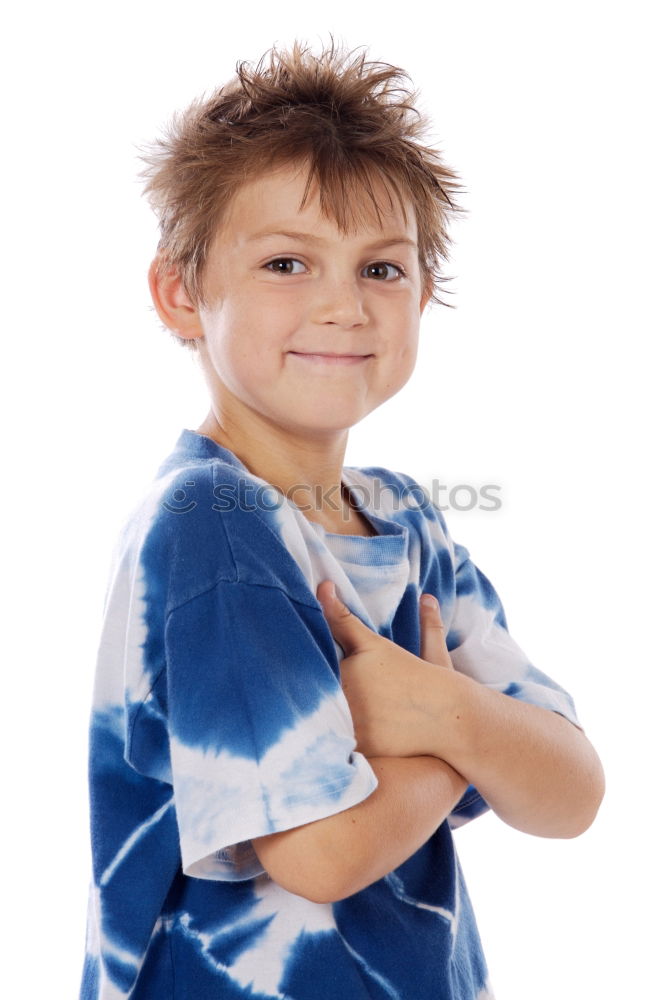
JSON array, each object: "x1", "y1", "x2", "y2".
[{"x1": 310, "y1": 275, "x2": 369, "y2": 328}]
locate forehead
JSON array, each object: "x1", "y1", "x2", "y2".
[{"x1": 216, "y1": 160, "x2": 418, "y2": 247}]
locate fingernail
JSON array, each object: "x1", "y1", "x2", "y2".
[{"x1": 421, "y1": 593, "x2": 438, "y2": 609}]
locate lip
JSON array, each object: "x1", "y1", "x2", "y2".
[{"x1": 288, "y1": 352, "x2": 373, "y2": 365}]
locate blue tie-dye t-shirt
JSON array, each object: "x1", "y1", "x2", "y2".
[{"x1": 80, "y1": 428, "x2": 581, "y2": 999}]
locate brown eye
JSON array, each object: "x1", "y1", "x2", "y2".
[
  {"x1": 364, "y1": 262, "x2": 405, "y2": 281},
  {"x1": 265, "y1": 258, "x2": 306, "y2": 275}
]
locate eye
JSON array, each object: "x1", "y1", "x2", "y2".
[
  {"x1": 264, "y1": 257, "x2": 307, "y2": 275},
  {"x1": 363, "y1": 261, "x2": 406, "y2": 281}
]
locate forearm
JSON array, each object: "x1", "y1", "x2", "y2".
[
  {"x1": 324, "y1": 755, "x2": 468, "y2": 898},
  {"x1": 254, "y1": 755, "x2": 467, "y2": 903},
  {"x1": 425, "y1": 670, "x2": 605, "y2": 838}
]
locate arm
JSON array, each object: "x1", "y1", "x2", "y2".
[
  {"x1": 424, "y1": 669, "x2": 605, "y2": 838},
  {"x1": 253, "y1": 754, "x2": 467, "y2": 904},
  {"x1": 317, "y1": 583, "x2": 605, "y2": 841}
]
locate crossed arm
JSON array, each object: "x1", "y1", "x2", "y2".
[{"x1": 252, "y1": 583, "x2": 605, "y2": 903}]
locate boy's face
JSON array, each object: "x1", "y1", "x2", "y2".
[{"x1": 193, "y1": 160, "x2": 429, "y2": 445}]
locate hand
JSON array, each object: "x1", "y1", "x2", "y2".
[
  {"x1": 317, "y1": 581, "x2": 458, "y2": 759},
  {"x1": 417, "y1": 594, "x2": 455, "y2": 671}
]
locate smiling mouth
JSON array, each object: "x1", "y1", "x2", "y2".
[{"x1": 288, "y1": 352, "x2": 373, "y2": 364}]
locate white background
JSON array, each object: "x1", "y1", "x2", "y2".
[{"x1": 2, "y1": 1, "x2": 661, "y2": 996}]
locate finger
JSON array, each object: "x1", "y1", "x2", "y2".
[
  {"x1": 317, "y1": 580, "x2": 377, "y2": 656},
  {"x1": 419, "y1": 594, "x2": 454, "y2": 669}
]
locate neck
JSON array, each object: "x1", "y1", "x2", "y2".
[{"x1": 196, "y1": 408, "x2": 352, "y2": 530}]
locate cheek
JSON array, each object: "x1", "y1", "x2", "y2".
[
  {"x1": 394, "y1": 325, "x2": 420, "y2": 368},
  {"x1": 387, "y1": 330, "x2": 419, "y2": 390},
  {"x1": 224, "y1": 327, "x2": 284, "y2": 392},
  {"x1": 203, "y1": 307, "x2": 254, "y2": 365}
]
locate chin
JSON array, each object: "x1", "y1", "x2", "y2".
[{"x1": 286, "y1": 417, "x2": 361, "y2": 438}]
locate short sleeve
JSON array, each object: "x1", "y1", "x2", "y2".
[
  {"x1": 446, "y1": 541, "x2": 582, "y2": 830},
  {"x1": 164, "y1": 580, "x2": 378, "y2": 882},
  {"x1": 448, "y1": 542, "x2": 582, "y2": 726}
]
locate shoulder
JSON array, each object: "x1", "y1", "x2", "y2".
[{"x1": 129, "y1": 457, "x2": 317, "y2": 615}]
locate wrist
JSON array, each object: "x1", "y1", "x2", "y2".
[{"x1": 419, "y1": 666, "x2": 483, "y2": 766}]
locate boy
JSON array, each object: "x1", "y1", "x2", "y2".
[{"x1": 80, "y1": 39, "x2": 604, "y2": 999}]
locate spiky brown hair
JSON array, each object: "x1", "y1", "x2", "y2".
[{"x1": 140, "y1": 35, "x2": 463, "y2": 350}]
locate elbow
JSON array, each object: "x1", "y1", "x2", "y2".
[
  {"x1": 264, "y1": 876, "x2": 336, "y2": 905},
  {"x1": 262, "y1": 868, "x2": 348, "y2": 905},
  {"x1": 268, "y1": 867, "x2": 367, "y2": 904},
  {"x1": 570, "y1": 757, "x2": 606, "y2": 838},
  {"x1": 252, "y1": 832, "x2": 349, "y2": 905},
  {"x1": 273, "y1": 868, "x2": 346, "y2": 905},
  {"x1": 550, "y1": 751, "x2": 607, "y2": 840},
  {"x1": 299, "y1": 880, "x2": 351, "y2": 905},
  {"x1": 299, "y1": 873, "x2": 368, "y2": 904},
  {"x1": 502, "y1": 747, "x2": 606, "y2": 840},
  {"x1": 576, "y1": 742, "x2": 606, "y2": 834}
]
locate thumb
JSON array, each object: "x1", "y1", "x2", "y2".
[
  {"x1": 317, "y1": 580, "x2": 377, "y2": 656},
  {"x1": 419, "y1": 594, "x2": 454, "y2": 670}
]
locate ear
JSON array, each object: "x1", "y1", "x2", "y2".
[
  {"x1": 419, "y1": 276, "x2": 433, "y2": 315},
  {"x1": 148, "y1": 256, "x2": 204, "y2": 342}
]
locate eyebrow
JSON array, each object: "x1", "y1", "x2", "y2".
[{"x1": 246, "y1": 229, "x2": 418, "y2": 251}]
